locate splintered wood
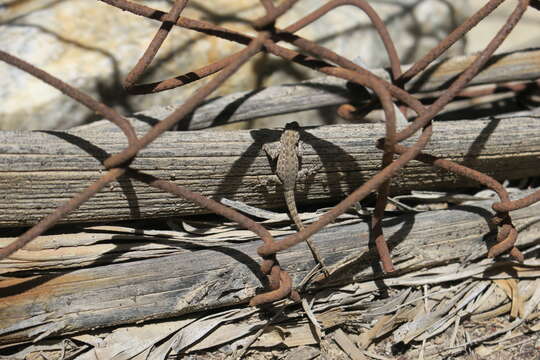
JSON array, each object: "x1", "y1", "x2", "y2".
[{"x1": 1, "y1": 188, "x2": 539, "y2": 359}]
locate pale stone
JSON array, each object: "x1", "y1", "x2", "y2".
[
  {"x1": 465, "y1": 1, "x2": 540, "y2": 54},
  {"x1": 0, "y1": 0, "x2": 469, "y2": 130}
]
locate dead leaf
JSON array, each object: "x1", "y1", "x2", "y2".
[
  {"x1": 333, "y1": 329, "x2": 367, "y2": 360},
  {"x1": 494, "y1": 279, "x2": 524, "y2": 318}
]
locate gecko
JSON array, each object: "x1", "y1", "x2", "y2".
[{"x1": 263, "y1": 121, "x2": 329, "y2": 277}]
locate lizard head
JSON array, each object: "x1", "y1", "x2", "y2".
[
  {"x1": 284, "y1": 121, "x2": 300, "y2": 130},
  {"x1": 284, "y1": 121, "x2": 300, "y2": 143}
]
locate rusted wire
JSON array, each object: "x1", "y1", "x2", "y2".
[
  {"x1": 398, "y1": 0, "x2": 505, "y2": 84},
  {"x1": 100, "y1": 0, "x2": 402, "y2": 95},
  {"x1": 339, "y1": 0, "x2": 507, "y2": 120},
  {"x1": 127, "y1": 168, "x2": 292, "y2": 303},
  {"x1": 123, "y1": 0, "x2": 188, "y2": 89},
  {"x1": 250, "y1": 268, "x2": 298, "y2": 306},
  {"x1": 1, "y1": 0, "x2": 538, "y2": 309},
  {"x1": 0, "y1": 51, "x2": 138, "y2": 147},
  {"x1": 370, "y1": 84, "x2": 397, "y2": 274},
  {"x1": 282, "y1": 0, "x2": 402, "y2": 82},
  {"x1": 0, "y1": 167, "x2": 127, "y2": 259},
  {"x1": 389, "y1": 143, "x2": 523, "y2": 262},
  {"x1": 98, "y1": 0, "x2": 253, "y2": 94},
  {"x1": 252, "y1": 0, "x2": 300, "y2": 30},
  {"x1": 103, "y1": 32, "x2": 270, "y2": 169},
  {"x1": 396, "y1": 0, "x2": 530, "y2": 143},
  {"x1": 257, "y1": 121, "x2": 434, "y2": 257},
  {"x1": 99, "y1": 0, "x2": 251, "y2": 47}
]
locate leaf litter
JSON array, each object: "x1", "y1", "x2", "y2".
[{"x1": 2, "y1": 186, "x2": 539, "y2": 359}]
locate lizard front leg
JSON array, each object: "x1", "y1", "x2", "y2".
[
  {"x1": 263, "y1": 141, "x2": 281, "y2": 161},
  {"x1": 259, "y1": 142, "x2": 281, "y2": 188}
]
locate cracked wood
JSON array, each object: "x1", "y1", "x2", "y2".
[{"x1": 0, "y1": 112, "x2": 540, "y2": 226}]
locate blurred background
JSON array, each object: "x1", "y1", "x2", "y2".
[{"x1": 0, "y1": 0, "x2": 538, "y2": 130}]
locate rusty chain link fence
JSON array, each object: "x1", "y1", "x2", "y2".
[{"x1": 1, "y1": 0, "x2": 540, "y2": 308}]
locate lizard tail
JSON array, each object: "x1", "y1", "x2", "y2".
[{"x1": 285, "y1": 190, "x2": 304, "y2": 230}]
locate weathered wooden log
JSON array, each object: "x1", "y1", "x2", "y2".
[
  {"x1": 1, "y1": 111, "x2": 540, "y2": 227},
  {"x1": 1, "y1": 192, "x2": 539, "y2": 345},
  {"x1": 110, "y1": 47, "x2": 540, "y2": 130}
]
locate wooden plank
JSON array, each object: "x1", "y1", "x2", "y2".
[
  {"x1": 1, "y1": 192, "x2": 539, "y2": 345},
  {"x1": 113, "y1": 47, "x2": 540, "y2": 130},
  {"x1": 1, "y1": 112, "x2": 540, "y2": 227}
]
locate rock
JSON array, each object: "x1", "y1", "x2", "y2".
[{"x1": 0, "y1": 0, "x2": 469, "y2": 130}]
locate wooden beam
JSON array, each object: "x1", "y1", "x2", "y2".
[
  {"x1": 1, "y1": 193, "x2": 539, "y2": 345},
  {"x1": 1, "y1": 111, "x2": 540, "y2": 227},
  {"x1": 116, "y1": 47, "x2": 540, "y2": 130}
]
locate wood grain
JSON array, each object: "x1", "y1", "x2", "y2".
[
  {"x1": 1, "y1": 193, "x2": 539, "y2": 345},
  {"x1": 116, "y1": 47, "x2": 540, "y2": 130},
  {"x1": 1, "y1": 111, "x2": 540, "y2": 227}
]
